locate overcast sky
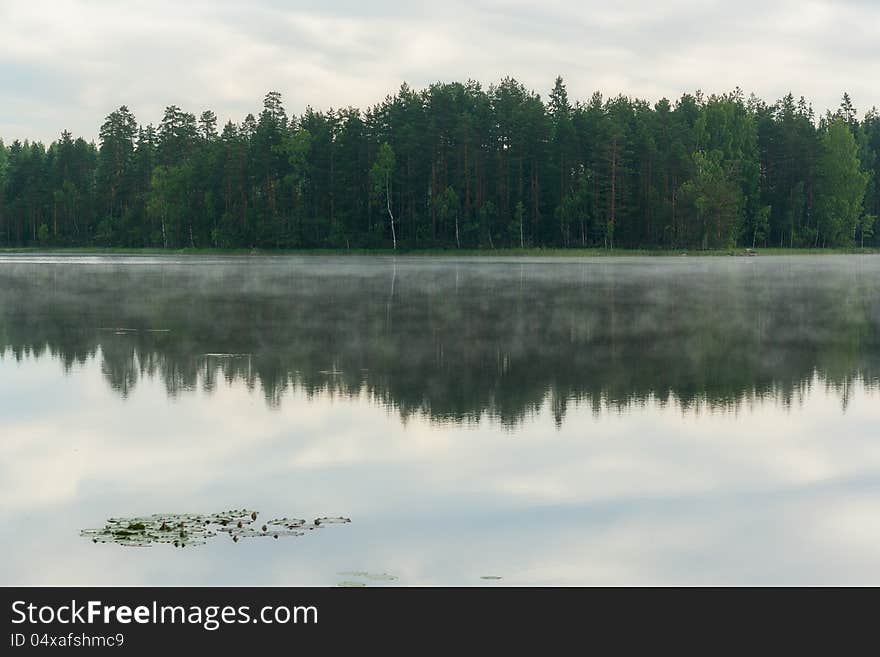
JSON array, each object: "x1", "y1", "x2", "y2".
[{"x1": 1, "y1": 0, "x2": 879, "y2": 144}]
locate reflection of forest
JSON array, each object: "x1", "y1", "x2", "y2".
[{"x1": 2, "y1": 258, "x2": 878, "y2": 425}]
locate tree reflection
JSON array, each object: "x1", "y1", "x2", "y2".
[{"x1": 2, "y1": 258, "x2": 878, "y2": 425}]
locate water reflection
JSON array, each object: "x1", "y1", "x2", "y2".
[
  {"x1": 1, "y1": 255, "x2": 878, "y2": 423},
  {"x1": 3, "y1": 255, "x2": 880, "y2": 586}
]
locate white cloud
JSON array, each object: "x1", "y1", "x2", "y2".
[{"x1": 1, "y1": 1, "x2": 879, "y2": 143}]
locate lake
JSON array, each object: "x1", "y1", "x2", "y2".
[{"x1": 1, "y1": 254, "x2": 879, "y2": 585}]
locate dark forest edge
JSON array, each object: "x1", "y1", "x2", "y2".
[
  {"x1": 1, "y1": 77, "x2": 878, "y2": 251},
  {"x1": 1, "y1": 246, "x2": 879, "y2": 257}
]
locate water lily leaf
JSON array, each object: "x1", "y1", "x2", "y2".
[
  {"x1": 337, "y1": 571, "x2": 398, "y2": 581},
  {"x1": 81, "y1": 510, "x2": 350, "y2": 549}
]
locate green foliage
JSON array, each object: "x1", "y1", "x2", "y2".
[
  {"x1": 478, "y1": 200, "x2": 498, "y2": 248},
  {"x1": 0, "y1": 139, "x2": 7, "y2": 182},
  {"x1": 435, "y1": 186, "x2": 460, "y2": 246},
  {"x1": 510, "y1": 201, "x2": 526, "y2": 248},
  {"x1": 678, "y1": 150, "x2": 743, "y2": 249},
  {"x1": 146, "y1": 164, "x2": 192, "y2": 248},
  {"x1": 556, "y1": 175, "x2": 593, "y2": 247},
  {"x1": 1, "y1": 82, "x2": 878, "y2": 249},
  {"x1": 860, "y1": 214, "x2": 876, "y2": 247},
  {"x1": 370, "y1": 142, "x2": 395, "y2": 198},
  {"x1": 815, "y1": 120, "x2": 870, "y2": 246},
  {"x1": 370, "y1": 142, "x2": 396, "y2": 248},
  {"x1": 750, "y1": 205, "x2": 772, "y2": 248}
]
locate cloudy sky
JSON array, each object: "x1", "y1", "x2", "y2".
[{"x1": 1, "y1": 0, "x2": 879, "y2": 144}]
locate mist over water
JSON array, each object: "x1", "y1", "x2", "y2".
[
  {"x1": 2, "y1": 254, "x2": 879, "y2": 421},
  {"x1": 2, "y1": 254, "x2": 880, "y2": 585}
]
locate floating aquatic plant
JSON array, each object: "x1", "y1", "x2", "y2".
[
  {"x1": 335, "y1": 571, "x2": 398, "y2": 587},
  {"x1": 80, "y1": 510, "x2": 351, "y2": 548},
  {"x1": 98, "y1": 327, "x2": 171, "y2": 335},
  {"x1": 337, "y1": 571, "x2": 398, "y2": 581}
]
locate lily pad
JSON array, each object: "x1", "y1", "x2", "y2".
[
  {"x1": 337, "y1": 571, "x2": 398, "y2": 581},
  {"x1": 81, "y1": 509, "x2": 350, "y2": 549}
]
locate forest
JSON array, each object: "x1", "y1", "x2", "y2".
[{"x1": 0, "y1": 77, "x2": 878, "y2": 250}]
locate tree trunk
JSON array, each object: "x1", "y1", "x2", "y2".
[
  {"x1": 610, "y1": 141, "x2": 617, "y2": 250},
  {"x1": 386, "y1": 174, "x2": 396, "y2": 250},
  {"x1": 519, "y1": 212, "x2": 524, "y2": 249}
]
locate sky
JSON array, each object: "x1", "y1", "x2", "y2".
[{"x1": 1, "y1": 0, "x2": 879, "y2": 144}]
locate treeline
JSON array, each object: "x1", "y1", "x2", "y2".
[{"x1": 1, "y1": 78, "x2": 878, "y2": 250}]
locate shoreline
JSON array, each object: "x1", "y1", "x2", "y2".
[{"x1": 1, "y1": 246, "x2": 878, "y2": 258}]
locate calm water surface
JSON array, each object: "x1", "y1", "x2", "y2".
[{"x1": 2, "y1": 254, "x2": 879, "y2": 585}]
